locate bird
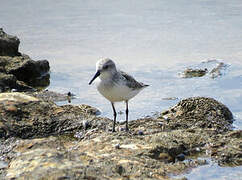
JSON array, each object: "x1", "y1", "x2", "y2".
[{"x1": 89, "y1": 58, "x2": 149, "y2": 132}]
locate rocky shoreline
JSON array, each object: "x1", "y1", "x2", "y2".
[
  {"x1": 0, "y1": 92, "x2": 241, "y2": 179},
  {"x1": 0, "y1": 30, "x2": 241, "y2": 179}
]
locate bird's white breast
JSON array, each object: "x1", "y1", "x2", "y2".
[{"x1": 96, "y1": 78, "x2": 140, "y2": 102}]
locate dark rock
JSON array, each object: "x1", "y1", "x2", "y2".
[
  {"x1": 138, "y1": 130, "x2": 144, "y2": 135},
  {"x1": 4, "y1": 55, "x2": 50, "y2": 85},
  {"x1": 180, "y1": 60, "x2": 229, "y2": 79},
  {"x1": 0, "y1": 73, "x2": 34, "y2": 92},
  {"x1": 0, "y1": 29, "x2": 50, "y2": 91},
  {"x1": 0, "y1": 73, "x2": 17, "y2": 92},
  {"x1": 176, "y1": 153, "x2": 185, "y2": 161},
  {"x1": 0, "y1": 55, "x2": 50, "y2": 90},
  {"x1": 0, "y1": 28, "x2": 20, "y2": 56},
  {"x1": 115, "y1": 165, "x2": 125, "y2": 175}
]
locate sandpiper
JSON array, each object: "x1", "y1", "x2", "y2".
[{"x1": 89, "y1": 58, "x2": 149, "y2": 132}]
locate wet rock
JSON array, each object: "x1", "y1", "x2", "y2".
[
  {"x1": 26, "y1": 90, "x2": 75, "y2": 102},
  {"x1": 138, "y1": 130, "x2": 144, "y2": 135},
  {"x1": 0, "y1": 73, "x2": 34, "y2": 92},
  {"x1": 0, "y1": 93, "x2": 240, "y2": 179},
  {"x1": 181, "y1": 60, "x2": 229, "y2": 79},
  {"x1": 181, "y1": 68, "x2": 208, "y2": 78},
  {"x1": 2, "y1": 55, "x2": 50, "y2": 87},
  {"x1": 0, "y1": 29, "x2": 50, "y2": 91},
  {"x1": 0, "y1": 92, "x2": 107, "y2": 139},
  {"x1": 0, "y1": 28, "x2": 20, "y2": 56},
  {"x1": 176, "y1": 153, "x2": 185, "y2": 161},
  {"x1": 160, "y1": 97, "x2": 233, "y2": 132}
]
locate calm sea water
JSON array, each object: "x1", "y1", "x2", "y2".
[{"x1": 1, "y1": 0, "x2": 242, "y2": 179}]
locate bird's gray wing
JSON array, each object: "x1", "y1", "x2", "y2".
[{"x1": 119, "y1": 71, "x2": 146, "y2": 89}]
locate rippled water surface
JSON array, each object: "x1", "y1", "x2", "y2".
[{"x1": 1, "y1": 0, "x2": 242, "y2": 179}]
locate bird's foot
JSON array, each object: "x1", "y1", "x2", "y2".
[{"x1": 125, "y1": 127, "x2": 129, "y2": 132}]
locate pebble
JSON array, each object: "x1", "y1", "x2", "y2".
[
  {"x1": 138, "y1": 130, "x2": 144, "y2": 135},
  {"x1": 176, "y1": 153, "x2": 185, "y2": 161},
  {"x1": 114, "y1": 143, "x2": 120, "y2": 149}
]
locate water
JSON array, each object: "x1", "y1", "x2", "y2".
[
  {"x1": 1, "y1": 0, "x2": 242, "y2": 179},
  {"x1": 174, "y1": 158, "x2": 242, "y2": 180}
]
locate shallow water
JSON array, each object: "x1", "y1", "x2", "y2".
[
  {"x1": 1, "y1": 0, "x2": 242, "y2": 179},
  {"x1": 174, "y1": 158, "x2": 242, "y2": 180}
]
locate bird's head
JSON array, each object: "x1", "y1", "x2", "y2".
[{"x1": 89, "y1": 58, "x2": 117, "y2": 85}]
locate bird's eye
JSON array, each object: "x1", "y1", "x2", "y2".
[{"x1": 103, "y1": 65, "x2": 109, "y2": 69}]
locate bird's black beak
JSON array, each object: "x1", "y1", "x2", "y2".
[{"x1": 89, "y1": 70, "x2": 100, "y2": 85}]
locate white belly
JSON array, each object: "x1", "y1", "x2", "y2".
[{"x1": 97, "y1": 79, "x2": 140, "y2": 102}]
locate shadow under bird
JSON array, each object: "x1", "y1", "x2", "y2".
[{"x1": 89, "y1": 58, "x2": 149, "y2": 132}]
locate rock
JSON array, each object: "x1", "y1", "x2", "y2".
[
  {"x1": 176, "y1": 153, "x2": 185, "y2": 161},
  {"x1": 160, "y1": 97, "x2": 233, "y2": 132},
  {"x1": 2, "y1": 130, "x2": 211, "y2": 179},
  {"x1": 0, "y1": 28, "x2": 20, "y2": 56},
  {"x1": 0, "y1": 94, "x2": 240, "y2": 179},
  {"x1": 181, "y1": 60, "x2": 229, "y2": 79},
  {"x1": 209, "y1": 130, "x2": 242, "y2": 166},
  {"x1": 3, "y1": 55, "x2": 50, "y2": 86},
  {"x1": 0, "y1": 29, "x2": 50, "y2": 91},
  {"x1": 180, "y1": 68, "x2": 208, "y2": 78},
  {"x1": 147, "y1": 130, "x2": 207, "y2": 163},
  {"x1": 0, "y1": 92, "x2": 107, "y2": 139},
  {"x1": 0, "y1": 73, "x2": 34, "y2": 92},
  {"x1": 0, "y1": 56, "x2": 49, "y2": 90},
  {"x1": 26, "y1": 90, "x2": 75, "y2": 102},
  {"x1": 138, "y1": 130, "x2": 144, "y2": 135},
  {"x1": 0, "y1": 73, "x2": 17, "y2": 92}
]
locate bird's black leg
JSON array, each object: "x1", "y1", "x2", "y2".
[
  {"x1": 111, "y1": 102, "x2": 117, "y2": 132},
  {"x1": 125, "y1": 100, "x2": 129, "y2": 131}
]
